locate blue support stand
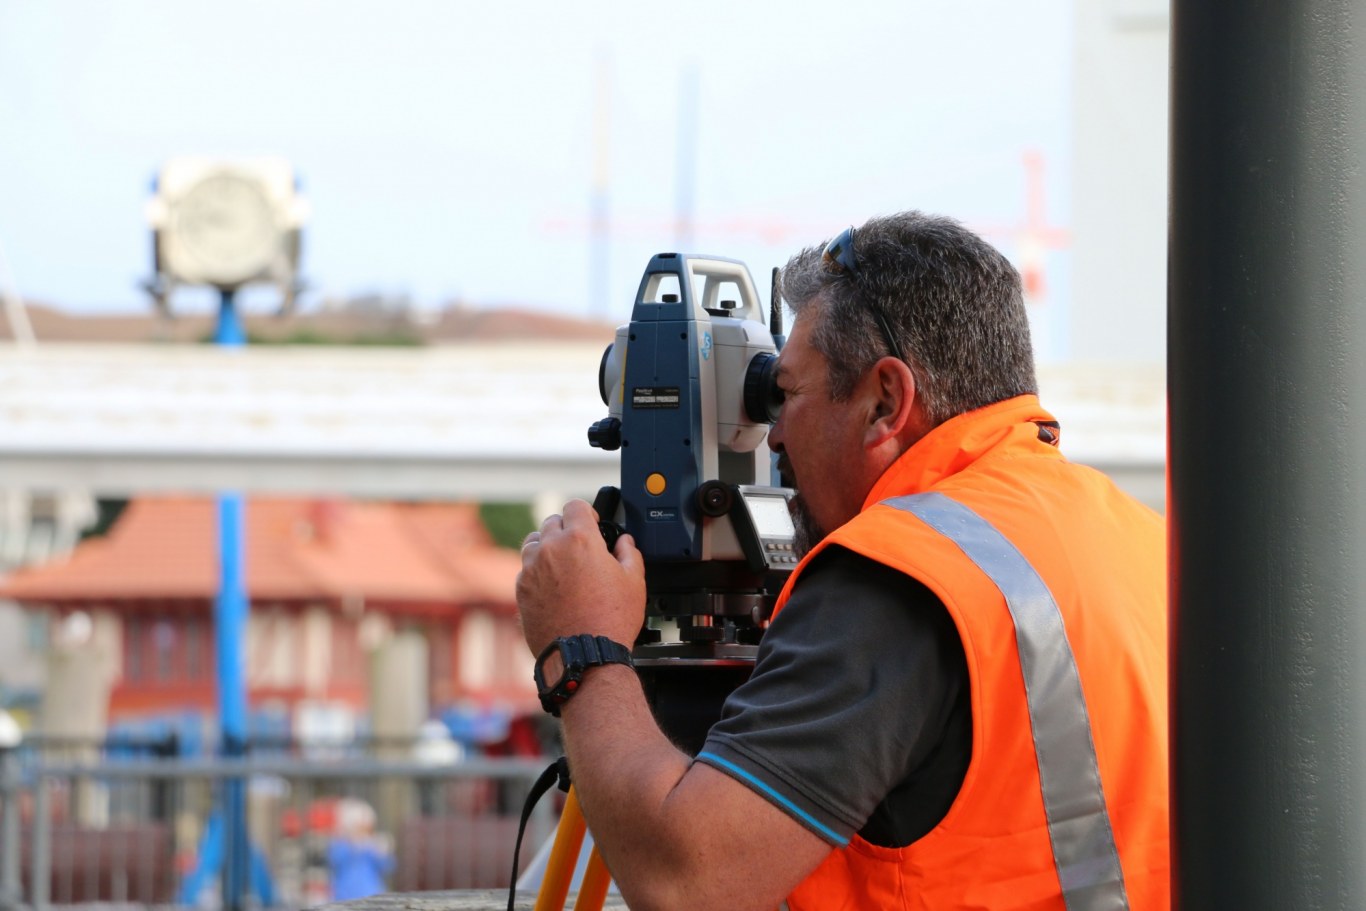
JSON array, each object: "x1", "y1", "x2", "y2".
[
  {"x1": 177, "y1": 811, "x2": 277, "y2": 908},
  {"x1": 214, "y1": 290, "x2": 254, "y2": 910},
  {"x1": 180, "y1": 292, "x2": 277, "y2": 907}
]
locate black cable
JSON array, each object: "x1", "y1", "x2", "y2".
[{"x1": 508, "y1": 756, "x2": 572, "y2": 911}]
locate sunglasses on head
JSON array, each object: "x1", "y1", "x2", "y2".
[{"x1": 822, "y1": 226, "x2": 905, "y2": 363}]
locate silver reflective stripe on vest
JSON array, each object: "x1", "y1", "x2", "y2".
[{"x1": 885, "y1": 491, "x2": 1130, "y2": 911}]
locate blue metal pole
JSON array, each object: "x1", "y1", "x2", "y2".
[{"x1": 214, "y1": 288, "x2": 250, "y2": 911}]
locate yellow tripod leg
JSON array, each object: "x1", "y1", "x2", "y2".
[
  {"x1": 572, "y1": 845, "x2": 612, "y2": 911},
  {"x1": 535, "y1": 786, "x2": 588, "y2": 911}
]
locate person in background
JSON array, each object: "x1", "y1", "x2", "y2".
[{"x1": 327, "y1": 797, "x2": 394, "y2": 902}]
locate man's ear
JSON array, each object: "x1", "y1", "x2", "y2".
[{"x1": 862, "y1": 357, "x2": 920, "y2": 449}]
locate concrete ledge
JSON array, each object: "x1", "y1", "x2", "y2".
[{"x1": 315, "y1": 889, "x2": 628, "y2": 910}]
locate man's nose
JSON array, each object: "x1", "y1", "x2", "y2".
[{"x1": 768, "y1": 412, "x2": 786, "y2": 453}]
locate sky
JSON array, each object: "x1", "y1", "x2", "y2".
[{"x1": 0, "y1": 0, "x2": 1074, "y2": 337}]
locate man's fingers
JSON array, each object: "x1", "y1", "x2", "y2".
[
  {"x1": 520, "y1": 532, "x2": 542, "y2": 563},
  {"x1": 613, "y1": 533, "x2": 644, "y2": 575},
  {"x1": 562, "y1": 498, "x2": 599, "y2": 526},
  {"x1": 528, "y1": 503, "x2": 608, "y2": 561}
]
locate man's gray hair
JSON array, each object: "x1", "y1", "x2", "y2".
[{"x1": 780, "y1": 211, "x2": 1037, "y2": 427}]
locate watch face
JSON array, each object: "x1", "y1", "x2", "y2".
[
  {"x1": 538, "y1": 646, "x2": 567, "y2": 690},
  {"x1": 171, "y1": 172, "x2": 278, "y2": 286}
]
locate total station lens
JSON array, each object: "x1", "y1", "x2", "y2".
[
  {"x1": 598, "y1": 343, "x2": 613, "y2": 406},
  {"x1": 744, "y1": 352, "x2": 784, "y2": 424}
]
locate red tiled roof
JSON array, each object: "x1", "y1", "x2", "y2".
[{"x1": 0, "y1": 497, "x2": 521, "y2": 610}]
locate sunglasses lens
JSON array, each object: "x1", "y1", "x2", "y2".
[
  {"x1": 819, "y1": 224, "x2": 900, "y2": 361},
  {"x1": 823, "y1": 226, "x2": 857, "y2": 272}
]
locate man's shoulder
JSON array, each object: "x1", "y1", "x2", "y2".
[
  {"x1": 786, "y1": 544, "x2": 944, "y2": 620},
  {"x1": 800, "y1": 541, "x2": 896, "y2": 578},
  {"x1": 816, "y1": 491, "x2": 949, "y2": 561}
]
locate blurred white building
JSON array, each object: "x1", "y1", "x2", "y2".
[
  {"x1": 1072, "y1": 0, "x2": 1169, "y2": 365},
  {"x1": 0, "y1": 489, "x2": 100, "y2": 711}
]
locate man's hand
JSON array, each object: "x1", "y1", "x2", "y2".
[
  {"x1": 516, "y1": 499, "x2": 832, "y2": 910},
  {"x1": 516, "y1": 498, "x2": 647, "y2": 655}
]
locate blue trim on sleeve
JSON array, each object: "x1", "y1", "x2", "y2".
[{"x1": 696, "y1": 751, "x2": 849, "y2": 846}]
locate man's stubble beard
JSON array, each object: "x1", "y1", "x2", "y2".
[
  {"x1": 778, "y1": 455, "x2": 826, "y2": 558},
  {"x1": 788, "y1": 492, "x2": 826, "y2": 559}
]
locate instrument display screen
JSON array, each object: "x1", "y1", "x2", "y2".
[{"x1": 743, "y1": 493, "x2": 795, "y2": 539}]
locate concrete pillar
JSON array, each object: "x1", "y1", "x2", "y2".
[
  {"x1": 369, "y1": 630, "x2": 428, "y2": 830},
  {"x1": 1169, "y1": 1, "x2": 1366, "y2": 906},
  {"x1": 40, "y1": 615, "x2": 115, "y2": 827}
]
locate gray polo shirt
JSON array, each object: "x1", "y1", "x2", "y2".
[{"x1": 697, "y1": 545, "x2": 972, "y2": 848}]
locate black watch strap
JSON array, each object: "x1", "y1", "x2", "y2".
[{"x1": 535, "y1": 634, "x2": 634, "y2": 717}]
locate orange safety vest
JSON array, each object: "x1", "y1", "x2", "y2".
[{"x1": 776, "y1": 395, "x2": 1169, "y2": 911}]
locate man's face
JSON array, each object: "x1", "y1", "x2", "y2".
[{"x1": 768, "y1": 312, "x2": 872, "y2": 556}]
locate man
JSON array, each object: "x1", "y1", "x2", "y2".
[{"x1": 517, "y1": 211, "x2": 1169, "y2": 910}]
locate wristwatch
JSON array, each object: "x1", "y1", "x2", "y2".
[{"x1": 534, "y1": 635, "x2": 634, "y2": 717}]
